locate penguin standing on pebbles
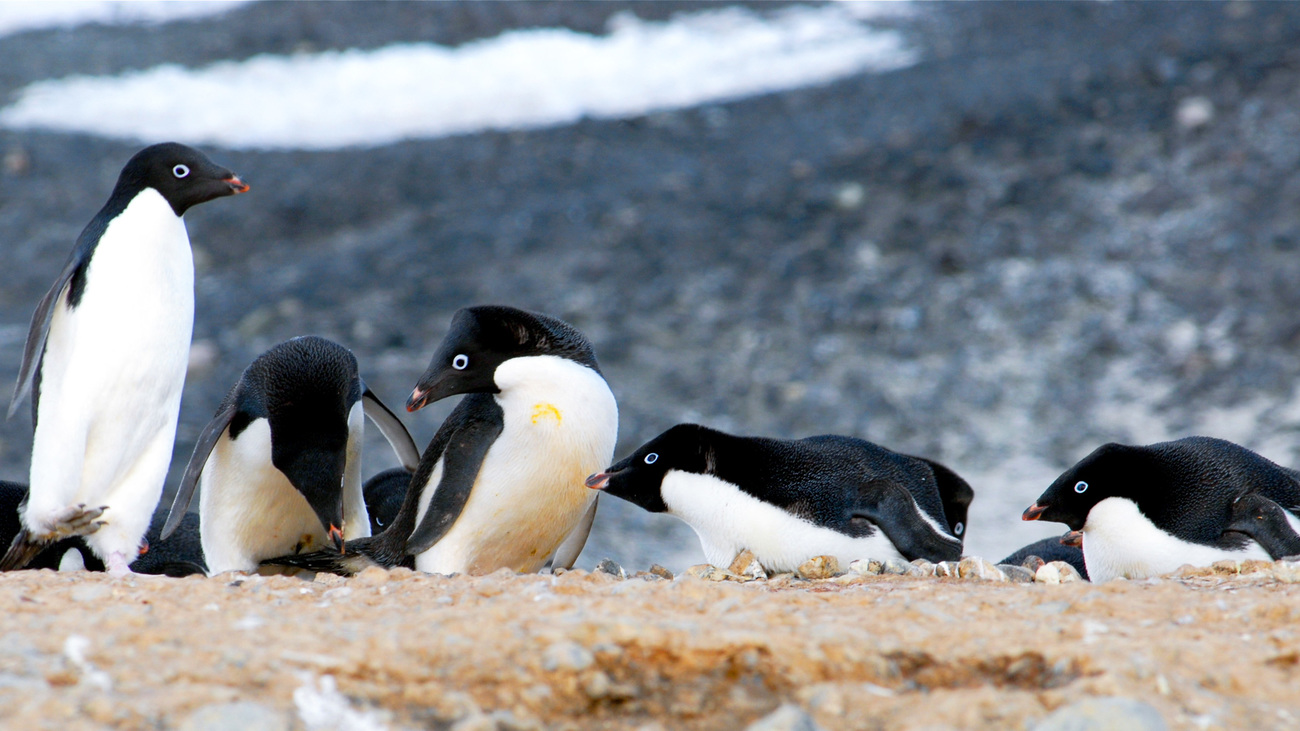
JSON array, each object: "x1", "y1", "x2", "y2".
[
  {"x1": 1023, "y1": 436, "x2": 1300, "y2": 582},
  {"x1": 586, "y1": 424, "x2": 965, "y2": 572},
  {"x1": 161, "y1": 336, "x2": 419, "y2": 575},
  {"x1": 4, "y1": 143, "x2": 248, "y2": 574},
  {"x1": 263, "y1": 306, "x2": 617, "y2": 576}
]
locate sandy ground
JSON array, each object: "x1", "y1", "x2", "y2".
[{"x1": 0, "y1": 561, "x2": 1297, "y2": 731}]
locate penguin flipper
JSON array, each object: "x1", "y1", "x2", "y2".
[
  {"x1": 405, "y1": 401, "x2": 505, "y2": 554},
  {"x1": 8, "y1": 252, "x2": 85, "y2": 419},
  {"x1": 550, "y1": 495, "x2": 598, "y2": 570},
  {"x1": 161, "y1": 401, "x2": 238, "y2": 539},
  {"x1": 851, "y1": 478, "x2": 963, "y2": 563},
  {"x1": 361, "y1": 385, "x2": 420, "y2": 471},
  {"x1": 1225, "y1": 492, "x2": 1300, "y2": 560}
]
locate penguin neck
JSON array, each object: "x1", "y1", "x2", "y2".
[{"x1": 491, "y1": 355, "x2": 612, "y2": 422}]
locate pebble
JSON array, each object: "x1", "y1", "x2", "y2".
[
  {"x1": 541, "y1": 641, "x2": 594, "y2": 672},
  {"x1": 1000, "y1": 564, "x2": 1037, "y2": 583},
  {"x1": 796, "y1": 556, "x2": 840, "y2": 580},
  {"x1": 595, "y1": 558, "x2": 626, "y2": 579},
  {"x1": 176, "y1": 702, "x2": 289, "y2": 731},
  {"x1": 648, "y1": 564, "x2": 674, "y2": 580},
  {"x1": 1175, "y1": 95, "x2": 1214, "y2": 131},
  {"x1": 847, "y1": 559, "x2": 883, "y2": 575},
  {"x1": 910, "y1": 559, "x2": 936, "y2": 577},
  {"x1": 682, "y1": 564, "x2": 731, "y2": 582},
  {"x1": 1035, "y1": 561, "x2": 1083, "y2": 584},
  {"x1": 881, "y1": 558, "x2": 913, "y2": 576},
  {"x1": 1273, "y1": 561, "x2": 1300, "y2": 584},
  {"x1": 933, "y1": 561, "x2": 957, "y2": 578},
  {"x1": 745, "y1": 703, "x2": 825, "y2": 731},
  {"x1": 957, "y1": 557, "x2": 1007, "y2": 582},
  {"x1": 1030, "y1": 696, "x2": 1167, "y2": 731},
  {"x1": 729, "y1": 550, "x2": 768, "y2": 581}
]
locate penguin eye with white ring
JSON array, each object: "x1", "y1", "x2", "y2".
[
  {"x1": 644, "y1": 453, "x2": 659, "y2": 465},
  {"x1": 172, "y1": 164, "x2": 190, "y2": 179},
  {"x1": 1074, "y1": 481, "x2": 1089, "y2": 494},
  {"x1": 451, "y1": 354, "x2": 469, "y2": 370},
  {"x1": 954, "y1": 522, "x2": 964, "y2": 536}
]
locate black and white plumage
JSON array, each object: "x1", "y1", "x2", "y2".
[
  {"x1": 263, "y1": 306, "x2": 617, "y2": 576},
  {"x1": 161, "y1": 336, "x2": 419, "y2": 575},
  {"x1": 1224, "y1": 492, "x2": 1300, "y2": 561},
  {"x1": 586, "y1": 424, "x2": 965, "y2": 572},
  {"x1": 4, "y1": 143, "x2": 248, "y2": 574},
  {"x1": 1023, "y1": 436, "x2": 1300, "y2": 582}
]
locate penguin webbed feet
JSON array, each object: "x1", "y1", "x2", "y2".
[{"x1": 0, "y1": 504, "x2": 108, "y2": 571}]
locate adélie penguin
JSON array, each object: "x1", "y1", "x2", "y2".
[
  {"x1": 262, "y1": 306, "x2": 617, "y2": 575},
  {"x1": 4, "y1": 143, "x2": 249, "y2": 574},
  {"x1": 1023, "y1": 436, "x2": 1300, "y2": 582},
  {"x1": 585, "y1": 424, "x2": 965, "y2": 572},
  {"x1": 160, "y1": 336, "x2": 420, "y2": 575}
]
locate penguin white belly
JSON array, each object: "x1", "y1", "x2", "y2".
[
  {"x1": 200, "y1": 419, "x2": 337, "y2": 574},
  {"x1": 1082, "y1": 497, "x2": 1272, "y2": 582},
  {"x1": 661, "y1": 471, "x2": 905, "y2": 572},
  {"x1": 414, "y1": 356, "x2": 617, "y2": 575},
  {"x1": 342, "y1": 401, "x2": 370, "y2": 541},
  {"x1": 27, "y1": 188, "x2": 193, "y2": 563}
]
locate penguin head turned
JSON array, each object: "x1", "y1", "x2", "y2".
[
  {"x1": 114, "y1": 142, "x2": 249, "y2": 216},
  {"x1": 1023, "y1": 442, "x2": 1142, "y2": 535},
  {"x1": 585, "y1": 424, "x2": 715, "y2": 513},
  {"x1": 406, "y1": 305, "x2": 599, "y2": 412},
  {"x1": 238, "y1": 336, "x2": 359, "y2": 550}
]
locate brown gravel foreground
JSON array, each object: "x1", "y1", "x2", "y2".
[{"x1": 0, "y1": 565, "x2": 1298, "y2": 731}]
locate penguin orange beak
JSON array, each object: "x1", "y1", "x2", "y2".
[
  {"x1": 1060, "y1": 530, "x2": 1083, "y2": 547},
  {"x1": 584, "y1": 472, "x2": 610, "y2": 490},
  {"x1": 1022, "y1": 503, "x2": 1048, "y2": 521},
  {"x1": 224, "y1": 175, "x2": 250, "y2": 194},
  {"x1": 327, "y1": 523, "x2": 345, "y2": 552},
  {"x1": 406, "y1": 387, "x2": 429, "y2": 413}
]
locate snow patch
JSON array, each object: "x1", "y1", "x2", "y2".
[
  {"x1": 0, "y1": 1, "x2": 248, "y2": 38},
  {"x1": 0, "y1": 4, "x2": 918, "y2": 149}
]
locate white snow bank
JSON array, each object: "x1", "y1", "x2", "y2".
[
  {"x1": 0, "y1": 4, "x2": 918, "y2": 149},
  {"x1": 0, "y1": 1, "x2": 248, "y2": 38}
]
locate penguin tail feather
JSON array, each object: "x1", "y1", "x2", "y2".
[
  {"x1": 0, "y1": 529, "x2": 46, "y2": 571},
  {"x1": 259, "y1": 538, "x2": 396, "y2": 576}
]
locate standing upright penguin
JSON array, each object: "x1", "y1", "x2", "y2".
[
  {"x1": 5, "y1": 143, "x2": 248, "y2": 574},
  {"x1": 160, "y1": 336, "x2": 420, "y2": 575},
  {"x1": 263, "y1": 306, "x2": 617, "y2": 575}
]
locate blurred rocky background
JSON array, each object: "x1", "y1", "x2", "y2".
[{"x1": 1, "y1": 1, "x2": 1299, "y2": 568}]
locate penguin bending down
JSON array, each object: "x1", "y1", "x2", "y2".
[
  {"x1": 4, "y1": 143, "x2": 248, "y2": 574},
  {"x1": 585, "y1": 424, "x2": 965, "y2": 572},
  {"x1": 1023, "y1": 436, "x2": 1300, "y2": 582},
  {"x1": 262, "y1": 306, "x2": 617, "y2": 576},
  {"x1": 161, "y1": 336, "x2": 420, "y2": 575}
]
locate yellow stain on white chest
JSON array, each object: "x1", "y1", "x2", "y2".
[{"x1": 531, "y1": 402, "x2": 563, "y2": 425}]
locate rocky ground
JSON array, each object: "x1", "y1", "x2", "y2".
[{"x1": 0, "y1": 559, "x2": 1297, "y2": 731}]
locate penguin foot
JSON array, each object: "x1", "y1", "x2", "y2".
[
  {"x1": 106, "y1": 551, "x2": 134, "y2": 577},
  {"x1": 0, "y1": 504, "x2": 109, "y2": 571}
]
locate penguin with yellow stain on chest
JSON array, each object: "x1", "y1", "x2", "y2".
[{"x1": 262, "y1": 306, "x2": 617, "y2": 575}]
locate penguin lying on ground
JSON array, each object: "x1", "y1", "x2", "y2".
[
  {"x1": 999, "y1": 536, "x2": 1089, "y2": 579},
  {"x1": 1023, "y1": 436, "x2": 1300, "y2": 581},
  {"x1": 263, "y1": 306, "x2": 617, "y2": 576},
  {"x1": 0, "y1": 480, "x2": 206, "y2": 575},
  {"x1": 161, "y1": 336, "x2": 420, "y2": 575},
  {"x1": 4, "y1": 143, "x2": 249, "y2": 574},
  {"x1": 585, "y1": 424, "x2": 965, "y2": 572}
]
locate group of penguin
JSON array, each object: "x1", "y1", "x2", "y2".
[{"x1": 4, "y1": 142, "x2": 1300, "y2": 587}]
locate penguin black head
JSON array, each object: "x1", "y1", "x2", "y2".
[
  {"x1": 585, "y1": 424, "x2": 715, "y2": 513},
  {"x1": 234, "y1": 336, "x2": 361, "y2": 549},
  {"x1": 363, "y1": 467, "x2": 412, "y2": 535},
  {"x1": 113, "y1": 142, "x2": 249, "y2": 216},
  {"x1": 1023, "y1": 442, "x2": 1144, "y2": 533},
  {"x1": 406, "y1": 306, "x2": 599, "y2": 412}
]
